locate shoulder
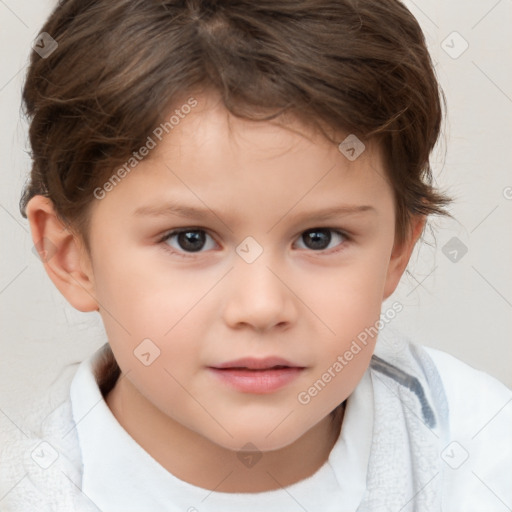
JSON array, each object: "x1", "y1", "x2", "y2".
[
  {"x1": 0, "y1": 379, "x2": 98, "y2": 510},
  {"x1": 423, "y1": 346, "x2": 512, "y2": 427},
  {"x1": 0, "y1": 399, "x2": 73, "y2": 510},
  {"x1": 423, "y1": 346, "x2": 512, "y2": 511}
]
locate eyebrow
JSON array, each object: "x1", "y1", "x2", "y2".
[{"x1": 134, "y1": 202, "x2": 377, "y2": 222}]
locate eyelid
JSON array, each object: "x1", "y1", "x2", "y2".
[{"x1": 159, "y1": 227, "x2": 214, "y2": 239}]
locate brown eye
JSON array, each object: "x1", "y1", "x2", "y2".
[
  {"x1": 161, "y1": 229, "x2": 216, "y2": 254},
  {"x1": 295, "y1": 228, "x2": 348, "y2": 252}
]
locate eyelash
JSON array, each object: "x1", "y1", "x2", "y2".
[{"x1": 157, "y1": 227, "x2": 352, "y2": 259}]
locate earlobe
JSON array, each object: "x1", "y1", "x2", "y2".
[
  {"x1": 26, "y1": 195, "x2": 99, "y2": 312},
  {"x1": 382, "y1": 215, "x2": 426, "y2": 301}
]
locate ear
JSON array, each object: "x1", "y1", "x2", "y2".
[
  {"x1": 26, "y1": 195, "x2": 98, "y2": 312},
  {"x1": 382, "y1": 214, "x2": 426, "y2": 301}
]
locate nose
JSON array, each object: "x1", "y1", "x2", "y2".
[{"x1": 222, "y1": 253, "x2": 298, "y2": 333}]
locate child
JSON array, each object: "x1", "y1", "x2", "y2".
[{"x1": 1, "y1": 0, "x2": 511, "y2": 510}]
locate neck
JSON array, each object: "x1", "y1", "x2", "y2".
[{"x1": 105, "y1": 374, "x2": 344, "y2": 493}]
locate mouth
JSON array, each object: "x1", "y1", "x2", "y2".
[
  {"x1": 207, "y1": 357, "x2": 305, "y2": 393},
  {"x1": 210, "y1": 356, "x2": 303, "y2": 371},
  {"x1": 220, "y1": 366, "x2": 290, "y2": 371}
]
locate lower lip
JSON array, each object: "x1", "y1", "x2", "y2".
[{"x1": 208, "y1": 367, "x2": 304, "y2": 393}]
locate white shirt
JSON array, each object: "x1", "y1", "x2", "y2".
[
  {"x1": 70, "y1": 344, "x2": 375, "y2": 512},
  {"x1": 2, "y1": 339, "x2": 510, "y2": 511}
]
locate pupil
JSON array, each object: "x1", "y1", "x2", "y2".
[
  {"x1": 179, "y1": 231, "x2": 205, "y2": 252},
  {"x1": 305, "y1": 229, "x2": 330, "y2": 250}
]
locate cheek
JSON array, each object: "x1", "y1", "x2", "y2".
[
  {"x1": 296, "y1": 270, "x2": 382, "y2": 411},
  {"x1": 92, "y1": 241, "x2": 196, "y2": 327},
  {"x1": 301, "y1": 249, "x2": 391, "y2": 395},
  {"x1": 91, "y1": 248, "x2": 206, "y2": 375},
  {"x1": 308, "y1": 255, "x2": 390, "y2": 337}
]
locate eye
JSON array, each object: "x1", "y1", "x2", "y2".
[
  {"x1": 158, "y1": 226, "x2": 350, "y2": 258},
  {"x1": 294, "y1": 228, "x2": 349, "y2": 253},
  {"x1": 159, "y1": 229, "x2": 217, "y2": 256}
]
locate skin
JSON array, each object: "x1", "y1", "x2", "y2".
[{"x1": 26, "y1": 91, "x2": 424, "y2": 493}]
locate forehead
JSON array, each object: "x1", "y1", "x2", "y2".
[
  {"x1": 89, "y1": 92, "x2": 392, "y2": 228},
  {"x1": 148, "y1": 93, "x2": 387, "y2": 182},
  {"x1": 158, "y1": 92, "x2": 366, "y2": 162}
]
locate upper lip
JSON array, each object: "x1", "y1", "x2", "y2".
[{"x1": 210, "y1": 356, "x2": 303, "y2": 370}]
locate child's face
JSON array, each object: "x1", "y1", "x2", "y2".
[{"x1": 70, "y1": 93, "x2": 413, "y2": 452}]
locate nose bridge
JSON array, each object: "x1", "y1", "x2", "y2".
[{"x1": 223, "y1": 238, "x2": 295, "y2": 330}]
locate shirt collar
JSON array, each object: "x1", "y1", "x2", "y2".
[{"x1": 70, "y1": 343, "x2": 373, "y2": 512}]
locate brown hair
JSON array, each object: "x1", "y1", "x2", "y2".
[
  {"x1": 20, "y1": 0, "x2": 453, "y2": 422},
  {"x1": 20, "y1": 0, "x2": 453, "y2": 246}
]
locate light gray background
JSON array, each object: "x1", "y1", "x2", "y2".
[{"x1": 1, "y1": 0, "x2": 511, "y2": 433}]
